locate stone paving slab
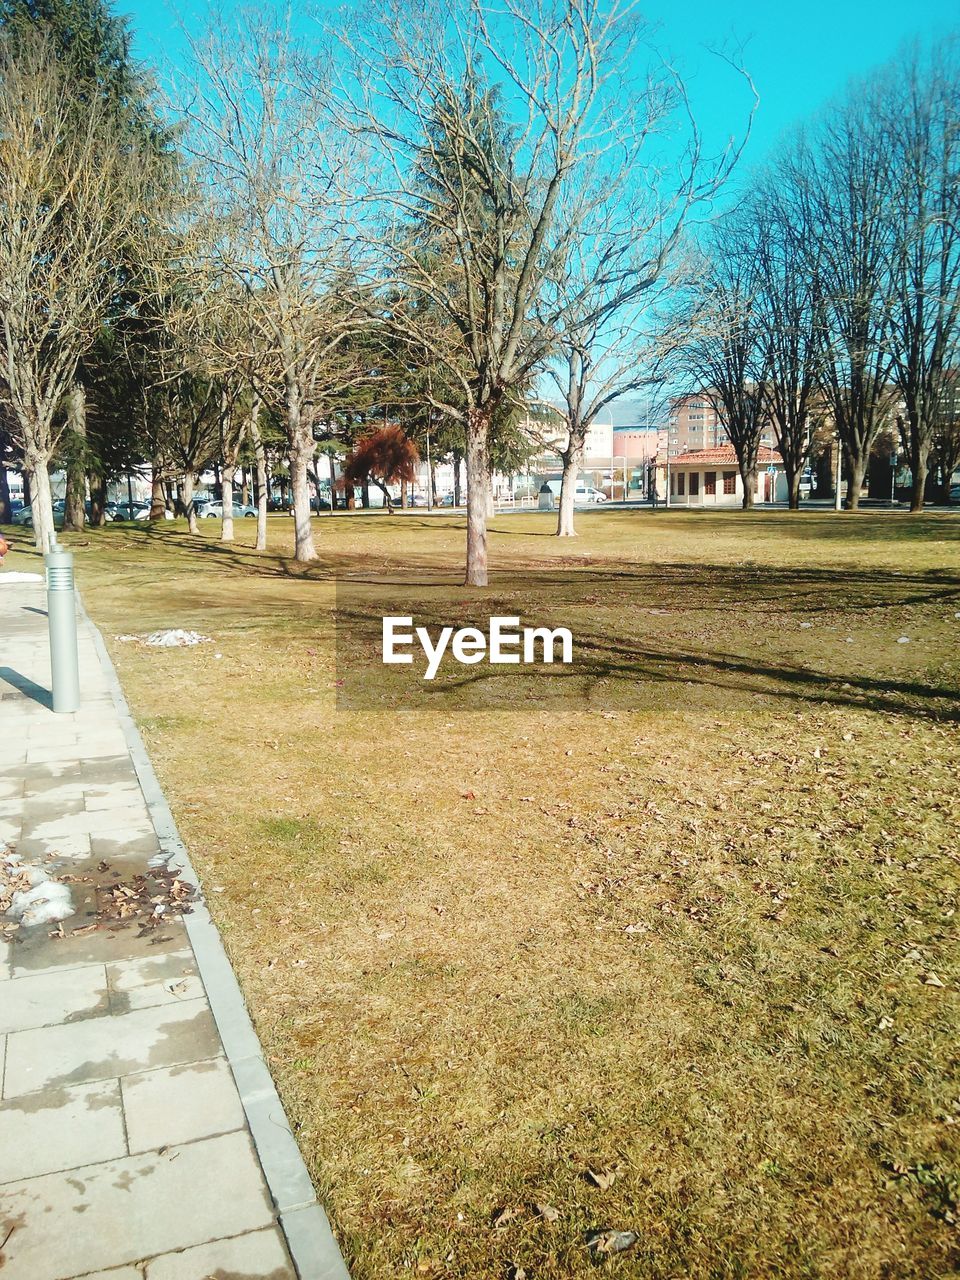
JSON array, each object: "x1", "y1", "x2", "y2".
[
  {"x1": 144, "y1": 1229, "x2": 296, "y2": 1280},
  {"x1": 0, "y1": 579, "x2": 348, "y2": 1280},
  {"x1": 0, "y1": 1131, "x2": 276, "y2": 1280},
  {"x1": 121, "y1": 1058, "x2": 247, "y2": 1153},
  {"x1": 0, "y1": 963, "x2": 109, "y2": 1033},
  {"x1": 0, "y1": 1079, "x2": 126, "y2": 1182},
  {"x1": 3, "y1": 995, "x2": 222, "y2": 1096}
]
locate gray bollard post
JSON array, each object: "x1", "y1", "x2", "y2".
[{"x1": 45, "y1": 542, "x2": 80, "y2": 714}]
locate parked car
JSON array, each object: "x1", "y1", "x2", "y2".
[
  {"x1": 113, "y1": 500, "x2": 145, "y2": 520},
  {"x1": 133, "y1": 504, "x2": 174, "y2": 521},
  {"x1": 199, "y1": 500, "x2": 257, "y2": 519},
  {"x1": 439, "y1": 493, "x2": 460, "y2": 507},
  {"x1": 949, "y1": 484, "x2": 960, "y2": 504},
  {"x1": 12, "y1": 503, "x2": 35, "y2": 525},
  {"x1": 575, "y1": 485, "x2": 607, "y2": 504}
]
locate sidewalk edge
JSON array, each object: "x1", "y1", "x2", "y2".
[{"x1": 80, "y1": 596, "x2": 350, "y2": 1280}]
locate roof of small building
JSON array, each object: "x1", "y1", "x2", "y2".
[{"x1": 669, "y1": 445, "x2": 783, "y2": 468}]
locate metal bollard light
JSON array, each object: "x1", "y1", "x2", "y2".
[{"x1": 45, "y1": 542, "x2": 80, "y2": 714}]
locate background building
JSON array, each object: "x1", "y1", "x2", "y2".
[{"x1": 668, "y1": 394, "x2": 728, "y2": 453}]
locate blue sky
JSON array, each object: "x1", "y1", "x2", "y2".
[{"x1": 125, "y1": 0, "x2": 958, "y2": 177}]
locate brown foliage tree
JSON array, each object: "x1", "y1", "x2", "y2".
[{"x1": 341, "y1": 424, "x2": 419, "y2": 510}]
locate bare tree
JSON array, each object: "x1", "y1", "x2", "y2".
[
  {"x1": 545, "y1": 53, "x2": 754, "y2": 536},
  {"x1": 342, "y1": 0, "x2": 742, "y2": 582},
  {"x1": 881, "y1": 41, "x2": 960, "y2": 511},
  {"x1": 0, "y1": 30, "x2": 157, "y2": 549},
  {"x1": 746, "y1": 175, "x2": 824, "y2": 509},
  {"x1": 681, "y1": 224, "x2": 771, "y2": 510},
  {"x1": 177, "y1": 10, "x2": 364, "y2": 563},
  {"x1": 790, "y1": 93, "x2": 898, "y2": 511}
]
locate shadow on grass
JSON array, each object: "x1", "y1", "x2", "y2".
[{"x1": 333, "y1": 568, "x2": 960, "y2": 722}]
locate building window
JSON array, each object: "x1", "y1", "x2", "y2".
[
  {"x1": 689, "y1": 472, "x2": 700, "y2": 496},
  {"x1": 723, "y1": 471, "x2": 736, "y2": 494},
  {"x1": 678, "y1": 472, "x2": 685, "y2": 495},
  {"x1": 670, "y1": 470, "x2": 676, "y2": 495},
  {"x1": 704, "y1": 471, "x2": 716, "y2": 495}
]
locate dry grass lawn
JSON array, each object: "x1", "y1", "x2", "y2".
[{"x1": 4, "y1": 507, "x2": 959, "y2": 1279}]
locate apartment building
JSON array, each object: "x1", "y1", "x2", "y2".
[{"x1": 667, "y1": 394, "x2": 728, "y2": 454}]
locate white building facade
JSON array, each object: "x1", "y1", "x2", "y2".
[{"x1": 665, "y1": 446, "x2": 787, "y2": 507}]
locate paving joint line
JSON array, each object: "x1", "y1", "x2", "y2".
[{"x1": 79, "y1": 594, "x2": 350, "y2": 1280}]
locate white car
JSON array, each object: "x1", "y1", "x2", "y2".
[
  {"x1": 575, "y1": 486, "x2": 607, "y2": 504},
  {"x1": 198, "y1": 500, "x2": 257, "y2": 519}
]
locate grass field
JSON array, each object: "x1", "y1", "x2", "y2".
[{"x1": 4, "y1": 508, "x2": 959, "y2": 1279}]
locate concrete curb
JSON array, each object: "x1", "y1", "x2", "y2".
[{"x1": 80, "y1": 596, "x2": 351, "y2": 1280}]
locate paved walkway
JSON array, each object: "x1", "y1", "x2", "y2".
[{"x1": 0, "y1": 578, "x2": 348, "y2": 1280}]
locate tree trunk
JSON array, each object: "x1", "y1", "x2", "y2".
[
  {"x1": 785, "y1": 463, "x2": 801, "y2": 511},
  {"x1": 485, "y1": 474, "x2": 495, "y2": 518},
  {"x1": 453, "y1": 454, "x2": 463, "y2": 507},
  {"x1": 844, "y1": 448, "x2": 866, "y2": 512},
  {"x1": 181, "y1": 471, "x2": 199, "y2": 534},
  {"x1": 286, "y1": 373, "x2": 317, "y2": 562},
  {"x1": 30, "y1": 459, "x2": 55, "y2": 553},
  {"x1": 249, "y1": 394, "x2": 268, "y2": 551},
  {"x1": 909, "y1": 435, "x2": 929, "y2": 514},
  {"x1": 400, "y1": 478, "x2": 408, "y2": 509},
  {"x1": 328, "y1": 452, "x2": 337, "y2": 514},
  {"x1": 740, "y1": 464, "x2": 757, "y2": 511},
  {"x1": 0, "y1": 463, "x2": 10, "y2": 524},
  {"x1": 150, "y1": 461, "x2": 166, "y2": 520},
  {"x1": 241, "y1": 467, "x2": 249, "y2": 506},
  {"x1": 63, "y1": 383, "x2": 87, "y2": 532},
  {"x1": 88, "y1": 473, "x2": 107, "y2": 526},
  {"x1": 429, "y1": 459, "x2": 437, "y2": 507},
  {"x1": 220, "y1": 463, "x2": 235, "y2": 542},
  {"x1": 557, "y1": 439, "x2": 583, "y2": 536},
  {"x1": 465, "y1": 409, "x2": 490, "y2": 586},
  {"x1": 22, "y1": 471, "x2": 31, "y2": 509}
]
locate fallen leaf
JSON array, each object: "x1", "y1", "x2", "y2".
[
  {"x1": 584, "y1": 1168, "x2": 619, "y2": 1191},
  {"x1": 586, "y1": 1228, "x2": 637, "y2": 1255},
  {"x1": 491, "y1": 1205, "x2": 520, "y2": 1230}
]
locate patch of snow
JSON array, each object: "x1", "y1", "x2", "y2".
[
  {"x1": 144, "y1": 629, "x2": 211, "y2": 648},
  {"x1": 2, "y1": 852, "x2": 74, "y2": 926},
  {"x1": 0, "y1": 571, "x2": 44, "y2": 584},
  {"x1": 897, "y1": 636, "x2": 911, "y2": 644}
]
